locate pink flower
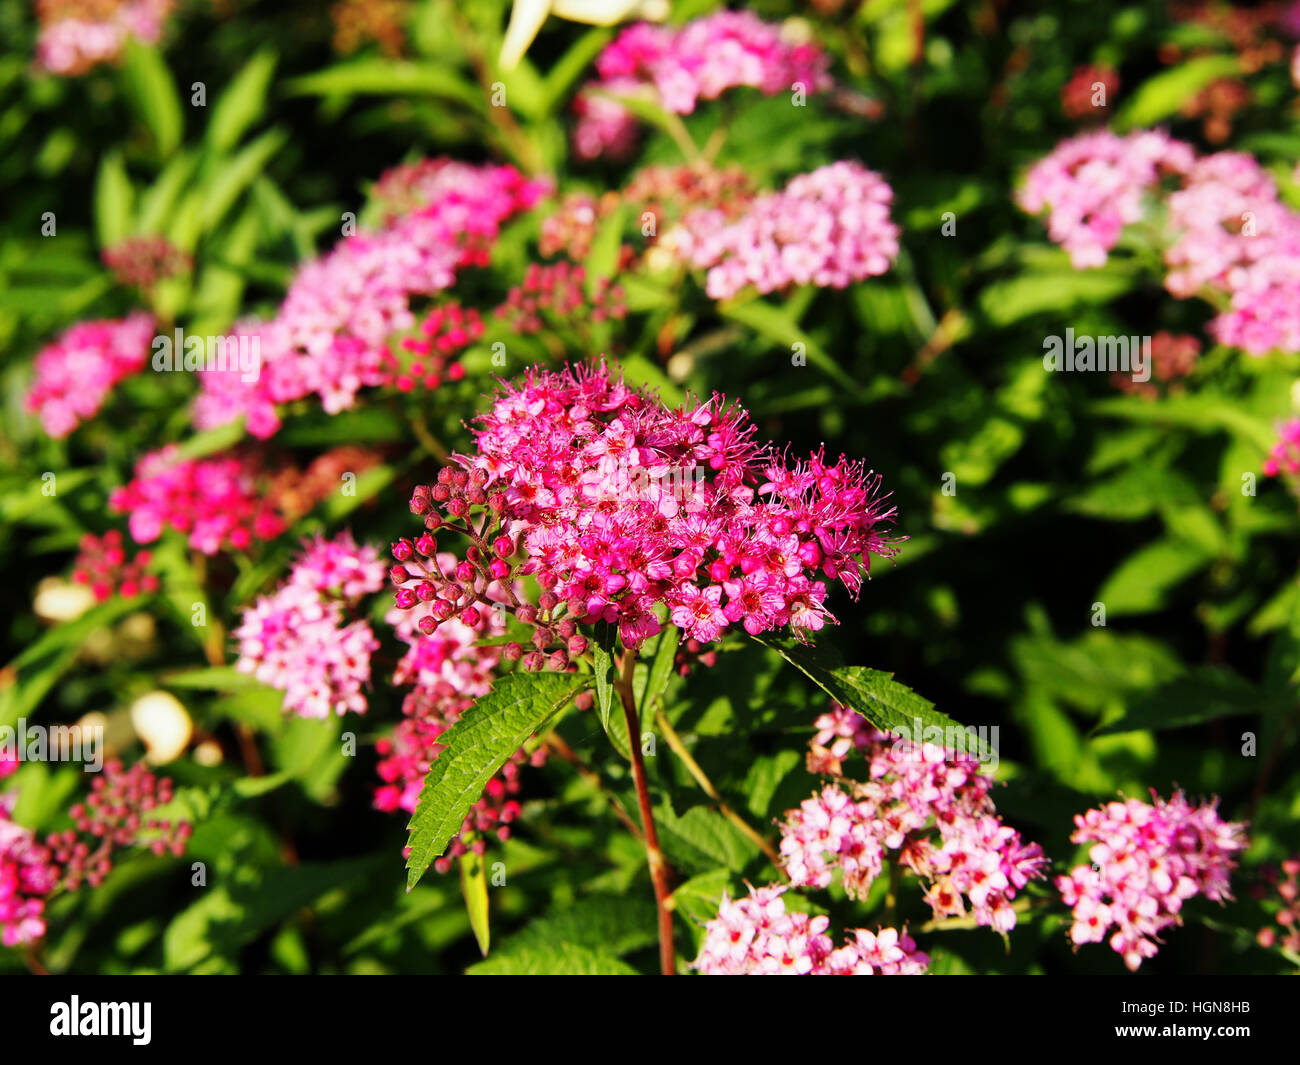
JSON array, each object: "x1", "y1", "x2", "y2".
[
  {"x1": 109, "y1": 445, "x2": 286, "y2": 555},
  {"x1": 575, "y1": 13, "x2": 832, "y2": 160},
  {"x1": 35, "y1": 0, "x2": 173, "y2": 77},
  {"x1": 674, "y1": 162, "x2": 900, "y2": 299},
  {"x1": 780, "y1": 711, "x2": 1047, "y2": 932},
  {"x1": 391, "y1": 362, "x2": 899, "y2": 655},
  {"x1": 693, "y1": 884, "x2": 928, "y2": 975},
  {"x1": 1055, "y1": 791, "x2": 1247, "y2": 970},
  {"x1": 234, "y1": 533, "x2": 384, "y2": 718},
  {"x1": 1017, "y1": 129, "x2": 1194, "y2": 268},
  {"x1": 24, "y1": 313, "x2": 154, "y2": 438}
]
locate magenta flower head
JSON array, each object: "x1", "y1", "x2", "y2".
[{"x1": 389, "y1": 361, "x2": 899, "y2": 655}]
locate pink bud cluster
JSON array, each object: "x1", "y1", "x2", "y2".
[
  {"x1": 693, "y1": 884, "x2": 928, "y2": 975},
  {"x1": 1017, "y1": 129, "x2": 1195, "y2": 269},
  {"x1": 34, "y1": 0, "x2": 173, "y2": 76},
  {"x1": 24, "y1": 313, "x2": 154, "y2": 438},
  {"x1": 389, "y1": 361, "x2": 897, "y2": 654},
  {"x1": 192, "y1": 160, "x2": 547, "y2": 438},
  {"x1": 109, "y1": 445, "x2": 286, "y2": 555},
  {"x1": 1261, "y1": 418, "x2": 1300, "y2": 477},
  {"x1": 781, "y1": 707, "x2": 1047, "y2": 932},
  {"x1": 101, "y1": 235, "x2": 191, "y2": 288},
  {"x1": 496, "y1": 261, "x2": 628, "y2": 336},
  {"x1": 375, "y1": 566, "x2": 546, "y2": 870},
  {"x1": 1254, "y1": 856, "x2": 1300, "y2": 955},
  {"x1": 234, "y1": 533, "x2": 385, "y2": 718},
  {"x1": 574, "y1": 12, "x2": 832, "y2": 160},
  {"x1": 71, "y1": 530, "x2": 159, "y2": 602},
  {"x1": 673, "y1": 162, "x2": 900, "y2": 300},
  {"x1": 2, "y1": 761, "x2": 189, "y2": 947},
  {"x1": 385, "y1": 302, "x2": 478, "y2": 393},
  {"x1": 1056, "y1": 791, "x2": 1247, "y2": 971}
]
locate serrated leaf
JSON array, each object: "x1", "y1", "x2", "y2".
[
  {"x1": 285, "y1": 60, "x2": 483, "y2": 110},
  {"x1": 405, "y1": 672, "x2": 587, "y2": 889},
  {"x1": 1117, "y1": 55, "x2": 1243, "y2": 129},
  {"x1": 752, "y1": 633, "x2": 984, "y2": 753},
  {"x1": 656, "y1": 804, "x2": 758, "y2": 874},
  {"x1": 460, "y1": 851, "x2": 491, "y2": 956}
]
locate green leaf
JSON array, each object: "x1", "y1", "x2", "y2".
[
  {"x1": 285, "y1": 60, "x2": 483, "y2": 111},
  {"x1": 1116, "y1": 55, "x2": 1243, "y2": 129},
  {"x1": 1093, "y1": 668, "x2": 1269, "y2": 735},
  {"x1": 200, "y1": 128, "x2": 288, "y2": 232},
  {"x1": 721, "y1": 298, "x2": 859, "y2": 393},
  {"x1": 639, "y1": 624, "x2": 679, "y2": 718},
  {"x1": 207, "y1": 49, "x2": 278, "y2": 154},
  {"x1": 591, "y1": 619, "x2": 616, "y2": 733},
  {"x1": 405, "y1": 672, "x2": 587, "y2": 889},
  {"x1": 978, "y1": 268, "x2": 1137, "y2": 327},
  {"x1": 466, "y1": 942, "x2": 637, "y2": 975},
  {"x1": 94, "y1": 151, "x2": 133, "y2": 248},
  {"x1": 1096, "y1": 538, "x2": 1211, "y2": 616},
  {"x1": 584, "y1": 204, "x2": 626, "y2": 297},
  {"x1": 656, "y1": 804, "x2": 758, "y2": 874},
  {"x1": 460, "y1": 851, "x2": 491, "y2": 956},
  {"x1": 121, "y1": 40, "x2": 183, "y2": 157},
  {"x1": 751, "y1": 634, "x2": 984, "y2": 753}
]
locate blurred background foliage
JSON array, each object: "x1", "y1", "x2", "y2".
[{"x1": 1, "y1": 0, "x2": 1299, "y2": 974}]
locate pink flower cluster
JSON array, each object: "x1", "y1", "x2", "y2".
[
  {"x1": 1262, "y1": 418, "x2": 1300, "y2": 477},
  {"x1": 574, "y1": 12, "x2": 832, "y2": 160},
  {"x1": 109, "y1": 445, "x2": 286, "y2": 555},
  {"x1": 1056, "y1": 791, "x2": 1247, "y2": 971},
  {"x1": 375, "y1": 560, "x2": 546, "y2": 870},
  {"x1": 1163, "y1": 151, "x2": 1300, "y2": 355},
  {"x1": 1017, "y1": 129, "x2": 1195, "y2": 268},
  {"x1": 674, "y1": 161, "x2": 900, "y2": 299},
  {"x1": 192, "y1": 160, "x2": 547, "y2": 438},
  {"x1": 24, "y1": 313, "x2": 154, "y2": 438},
  {"x1": 1021, "y1": 131, "x2": 1300, "y2": 354},
  {"x1": 391, "y1": 362, "x2": 898, "y2": 655},
  {"x1": 0, "y1": 796, "x2": 57, "y2": 947},
  {"x1": 693, "y1": 885, "x2": 928, "y2": 975},
  {"x1": 35, "y1": 0, "x2": 172, "y2": 76},
  {"x1": 2, "y1": 760, "x2": 189, "y2": 948},
  {"x1": 781, "y1": 707, "x2": 1047, "y2": 932},
  {"x1": 234, "y1": 533, "x2": 385, "y2": 718}
]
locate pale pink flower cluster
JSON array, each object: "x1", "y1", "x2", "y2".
[
  {"x1": 0, "y1": 795, "x2": 57, "y2": 947},
  {"x1": 24, "y1": 313, "x2": 154, "y2": 438},
  {"x1": 234, "y1": 533, "x2": 384, "y2": 718},
  {"x1": 574, "y1": 12, "x2": 831, "y2": 160},
  {"x1": 1056, "y1": 791, "x2": 1247, "y2": 971},
  {"x1": 693, "y1": 885, "x2": 928, "y2": 975},
  {"x1": 1163, "y1": 151, "x2": 1300, "y2": 355},
  {"x1": 1021, "y1": 132, "x2": 1300, "y2": 354},
  {"x1": 193, "y1": 161, "x2": 548, "y2": 438},
  {"x1": 1263, "y1": 418, "x2": 1300, "y2": 477},
  {"x1": 109, "y1": 445, "x2": 286, "y2": 555},
  {"x1": 780, "y1": 708, "x2": 1047, "y2": 932},
  {"x1": 35, "y1": 0, "x2": 172, "y2": 76},
  {"x1": 674, "y1": 162, "x2": 900, "y2": 299},
  {"x1": 1017, "y1": 129, "x2": 1195, "y2": 268}
]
